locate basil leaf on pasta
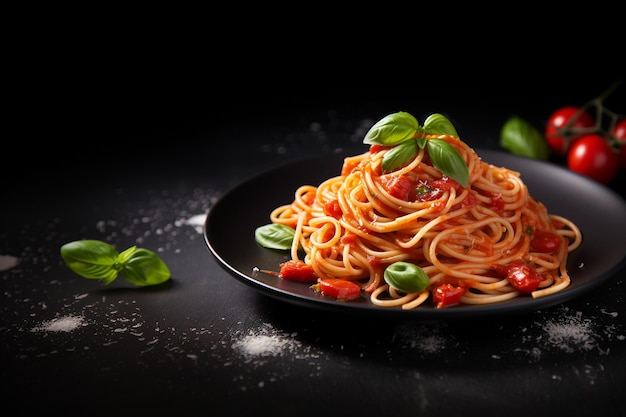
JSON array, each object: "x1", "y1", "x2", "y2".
[
  {"x1": 363, "y1": 112, "x2": 419, "y2": 146},
  {"x1": 381, "y1": 139, "x2": 418, "y2": 173},
  {"x1": 426, "y1": 139, "x2": 469, "y2": 188},
  {"x1": 384, "y1": 261, "x2": 429, "y2": 293},
  {"x1": 422, "y1": 113, "x2": 459, "y2": 138}
]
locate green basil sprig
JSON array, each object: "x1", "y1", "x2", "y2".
[
  {"x1": 500, "y1": 115, "x2": 549, "y2": 161},
  {"x1": 383, "y1": 261, "x2": 429, "y2": 293},
  {"x1": 255, "y1": 224, "x2": 296, "y2": 250},
  {"x1": 364, "y1": 112, "x2": 469, "y2": 187},
  {"x1": 60, "y1": 240, "x2": 171, "y2": 286}
]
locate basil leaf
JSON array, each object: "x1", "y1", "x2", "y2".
[
  {"x1": 381, "y1": 139, "x2": 418, "y2": 173},
  {"x1": 422, "y1": 113, "x2": 459, "y2": 138},
  {"x1": 121, "y1": 248, "x2": 171, "y2": 286},
  {"x1": 118, "y1": 245, "x2": 137, "y2": 264},
  {"x1": 363, "y1": 111, "x2": 419, "y2": 146},
  {"x1": 415, "y1": 136, "x2": 427, "y2": 149},
  {"x1": 500, "y1": 115, "x2": 549, "y2": 161},
  {"x1": 383, "y1": 261, "x2": 429, "y2": 293},
  {"x1": 426, "y1": 139, "x2": 469, "y2": 188},
  {"x1": 361, "y1": 111, "x2": 470, "y2": 187},
  {"x1": 60, "y1": 240, "x2": 120, "y2": 284},
  {"x1": 255, "y1": 224, "x2": 295, "y2": 250}
]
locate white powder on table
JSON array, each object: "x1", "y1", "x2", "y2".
[
  {"x1": 31, "y1": 315, "x2": 85, "y2": 333},
  {"x1": 230, "y1": 323, "x2": 308, "y2": 364},
  {"x1": 227, "y1": 322, "x2": 324, "y2": 391},
  {"x1": 235, "y1": 333, "x2": 291, "y2": 357},
  {"x1": 540, "y1": 313, "x2": 598, "y2": 353},
  {"x1": 180, "y1": 213, "x2": 208, "y2": 234}
]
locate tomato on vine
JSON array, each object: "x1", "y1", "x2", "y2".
[
  {"x1": 542, "y1": 81, "x2": 624, "y2": 184},
  {"x1": 567, "y1": 133, "x2": 619, "y2": 184},
  {"x1": 545, "y1": 106, "x2": 595, "y2": 156},
  {"x1": 613, "y1": 119, "x2": 626, "y2": 169}
]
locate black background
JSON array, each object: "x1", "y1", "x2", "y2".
[{"x1": 8, "y1": 67, "x2": 625, "y2": 198}]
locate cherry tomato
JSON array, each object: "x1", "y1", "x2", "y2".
[
  {"x1": 506, "y1": 263, "x2": 542, "y2": 294},
  {"x1": 316, "y1": 278, "x2": 361, "y2": 300},
  {"x1": 545, "y1": 106, "x2": 595, "y2": 156},
  {"x1": 530, "y1": 230, "x2": 562, "y2": 253},
  {"x1": 279, "y1": 260, "x2": 318, "y2": 282},
  {"x1": 432, "y1": 283, "x2": 466, "y2": 308},
  {"x1": 380, "y1": 174, "x2": 416, "y2": 201},
  {"x1": 613, "y1": 119, "x2": 626, "y2": 169},
  {"x1": 323, "y1": 199, "x2": 342, "y2": 219},
  {"x1": 567, "y1": 133, "x2": 619, "y2": 184}
]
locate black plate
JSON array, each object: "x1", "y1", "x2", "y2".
[{"x1": 204, "y1": 149, "x2": 626, "y2": 319}]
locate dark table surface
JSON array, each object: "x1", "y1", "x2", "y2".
[{"x1": 2, "y1": 83, "x2": 625, "y2": 416}]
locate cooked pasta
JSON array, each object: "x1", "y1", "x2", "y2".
[{"x1": 261, "y1": 113, "x2": 582, "y2": 309}]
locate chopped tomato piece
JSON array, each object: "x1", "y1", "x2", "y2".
[
  {"x1": 507, "y1": 263, "x2": 542, "y2": 293},
  {"x1": 530, "y1": 230, "x2": 562, "y2": 253},
  {"x1": 432, "y1": 283, "x2": 466, "y2": 308},
  {"x1": 458, "y1": 192, "x2": 477, "y2": 209},
  {"x1": 380, "y1": 175, "x2": 416, "y2": 201},
  {"x1": 416, "y1": 177, "x2": 463, "y2": 202},
  {"x1": 323, "y1": 199, "x2": 342, "y2": 219},
  {"x1": 493, "y1": 261, "x2": 542, "y2": 293},
  {"x1": 316, "y1": 278, "x2": 361, "y2": 300},
  {"x1": 279, "y1": 260, "x2": 318, "y2": 282},
  {"x1": 367, "y1": 254, "x2": 382, "y2": 268},
  {"x1": 429, "y1": 176, "x2": 461, "y2": 193},
  {"x1": 416, "y1": 184, "x2": 443, "y2": 202}
]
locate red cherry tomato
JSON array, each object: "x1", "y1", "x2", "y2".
[
  {"x1": 506, "y1": 263, "x2": 543, "y2": 293},
  {"x1": 545, "y1": 106, "x2": 595, "y2": 156},
  {"x1": 323, "y1": 199, "x2": 342, "y2": 219},
  {"x1": 432, "y1": 283, "x2": 466, "y2": 308},
  {"x1": 613, "y1": 119, "x2": 626, "y2": 169},
  {"x1": 530, "y1": 230, "x2": 562, "y2": 253},
  {"x1": 316, "y1": 278, "x2": 361, "y2": 300},
  {"x1": 567, "y1": 134, "x2": 619, "y2": 184},
  {"x1": 380, "y1": 175, "x2": 416, "y2": 201},
  {"x1": 279, "y1": 260, "x2": 318, "y2": 282}
]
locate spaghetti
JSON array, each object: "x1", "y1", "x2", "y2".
[{"x1": 262, "y1": 113, "x2": 582, "y2": 309}]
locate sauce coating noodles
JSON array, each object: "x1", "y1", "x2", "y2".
[{"x1": 268, "y1": 135, "x2": 582, "y2": 309}]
